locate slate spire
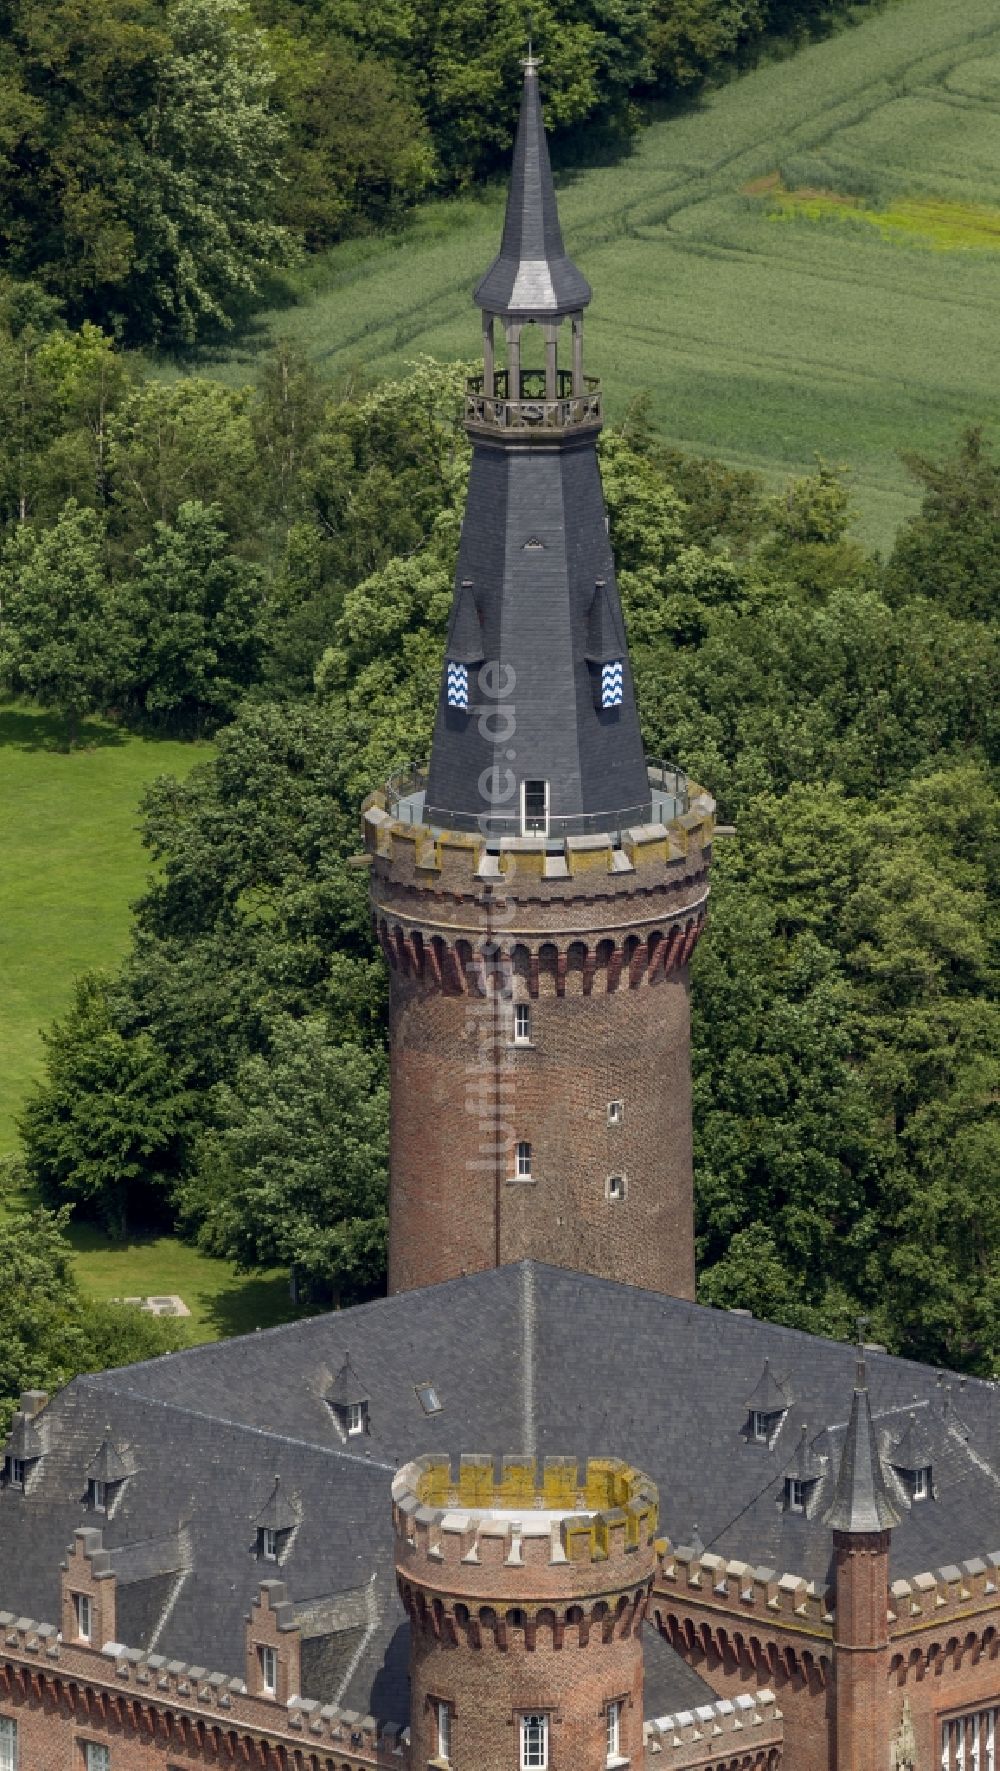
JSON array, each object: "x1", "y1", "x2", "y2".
[
  {"x1": 474, "y1": 56, "x2": 591, "y2": 318},
  {"x1": 824, "y1": 1348, "x2": 900, "y2": 1535},
  {"x1": 422, "y1": 59, "x2": 651, "y2": 841}
]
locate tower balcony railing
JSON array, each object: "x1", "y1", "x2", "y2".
[
  {"x1": 382, "y1": 758, "x2": 689, "y2": 846},
  {"x1": 465, "y1": 368, "x2": 602, "y2": 434}
]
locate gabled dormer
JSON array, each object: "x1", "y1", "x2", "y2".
[
  {"x1": 326, "y1": 1356, "x2": 370, "y2": 1439},
  {"x1": 2, "y1": 1391, "x2": 48, "y2": 1491},
  {"x1": 783, "y1": 1425, "x2": 825, "y2": 1515},
  {"x1": 744, "y1": 1360, "x2": 789, "y2": 1445},
  {"x1": 890, "y1": 1412, "x2": 936, "y2": 1503},
  {"x1": 253, "y1": 1476, "x2": 300, "y2": 1564},
  {"x1": 85, "y1": 1437, "x2": 129, "y2": 1514}
]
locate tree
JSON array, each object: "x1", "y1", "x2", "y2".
[
  {"x1": 0, "y1": 498, "x2": 126, "y2": 741},
  {"x1": 0, "y1": 0, "x2": 290, "y2": 345},
  {"x1": 20, "y1": 976, "x2": 195, "y2": 1236},
  {"x1": 187, "y1": 1017, "x2": 388, "y2": 1303},
  {"x1": 0, "y1": 1201, "x2": 185, "y2": 1432},
  {"x1": 886, "y1": 428, "x2": 1000, "y2": 621},
  {"x1": 107, "y1": 377, "x2": 261, "y2": 548},
  {"x1": 121, "y1": 500, "x2": 266, "y2": 728}
]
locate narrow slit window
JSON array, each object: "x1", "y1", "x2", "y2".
[
  {"x1": 0, "y1": 1717, "x2": 17, "y2": 1771},
  {"x1": 521, "y1": 1714, "x2": 548, "y2": 1771},
  {"x1": 74, "y1": 1592, "x2": 92, "y2": 1642},
  {"x1": 516, "y1": 1141, "x2": 532, "y2": 1179},
  {"x1": 522, "y1": 780, "x2": 548, "y2": 835},
  {"x1": 514, "y1": 1004, "x2": 531, "y2": 1044},
  {"x1": 606, "y1": 1699, "x2": 622, "y2": 1764},
  {"x1": 437, "y1": 1700, "x2": 452, "y2": 1763},
  {"x1": 607, "y1": 1100, "x2": 623, "y2": 1126},
  {"x1": 607, "y1": 1175, "x2": 626, "y2": 1203},
  {"x1": 601, "y1": 660, "x2": 624, "y2": 708},
  {"x1": 259, "y1": 1644, "x2": 278, "y2": 1695},
  {"x1": 446, "y1": 662, "x2": 469, "y2": 709}
]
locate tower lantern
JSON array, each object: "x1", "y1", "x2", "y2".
[{"x1": 363, "y1": 57, "x2": 714, "y2": 1298}]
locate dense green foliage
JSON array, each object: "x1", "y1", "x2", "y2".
[
  {"x1": 0, "y1": 0, "x2": 880, "y2": 345},
  {"x1": 0, "y1": 1199, "x2": 186, "y2": 1432},
  {"x1": 8, "y1": 328, "x2": 997, "y2": 1366}
]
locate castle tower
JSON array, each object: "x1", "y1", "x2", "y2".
[
  {"x1": 393, "y1": 1453, "x2": 658, "y2": 1771},
  {"x1": 364, "y1": 57, "x2": 714, "y2": 1298},
  {"x1": 825, "y1": 1350, "x2": 900, "y2": 1771}
]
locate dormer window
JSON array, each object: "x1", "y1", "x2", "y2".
[
  {"x1": 890, "y1": 1413, "x2": 935, "y2": 1504},
  {"x1": 84, "y1": 1437, "x2": 127, "y2": 1515},
  {"x1": 326, "y1": 1357, "x2": 370, "y2": 1438},
  {"x1": 912, "y1": 1466, "x2": 931, "y2": 1501},
  {"x1": 744, "y1": 1359, "x2": 790, "y2": 1444},
  {"x1": 4, "y1": 1458, "x2": 27, "y2": 1490},
  {"x1": 259, "y1": 1526, "x2": 278, "y2": 1560},
  {"x1": 252, "y1": 1476, "x2": 299, "y2": 1562},
  {"x1": 785, "y1": 1477, "x2": 807, "y2": 1513}
]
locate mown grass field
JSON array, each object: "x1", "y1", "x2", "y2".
[
  {"x1": 0, "y1": 704, "x2": 295, "y2": 1337},
  {"x1": 183, "y1": 0, "x2": 1000, "y2": 548}
]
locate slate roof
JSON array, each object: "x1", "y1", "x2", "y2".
[
  {"x1": 254, "y1": 1475, "x2": 300, "y2": 1534},
  {"x1": 86, "y1": 1437, "x2": 128, "y2": 1485},
  {"x1": 890, "y1": 1412, "x2": 936, "y2": 1473},
  {"x1": 474, "y1": 59, "x2": 591, "y2": 318},
  {"x1": 2, "y1": 1262, "x2": 999, "y2": 1726},
  {"x1": 745, "y1": 1358, "x2": 790, "y2": 1416}
]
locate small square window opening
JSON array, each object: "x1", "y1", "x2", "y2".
[
  {"x1": 516, "y1": 1141, "x2": 532, "y2": 1180},
  {"x1": 259, "y1": 1644, "x2": 278, "y2": 1695},
  {"x1": 416, "y1": 1382, "x2": 443, "y2": 1416},
  {"x1": 607, "y1": 1100, "x2": 623, "y2": 1126},
  {"x1": 607, "y1": 1175, "x2": 626, "y2": 1203},
  {"x1": 521, "y1": 1714, "x2": 548, "y2": 1771},
  {"x1": 74, "y1": 1593, "x2": 92, "y2": 1642},
  {"x1": 514, "y1": 1004, "x2": 531, "y2": 1044}
]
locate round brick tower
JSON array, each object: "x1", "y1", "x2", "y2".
[
  {"x1": 393, "y1": 1452, "x2": 658, "y2": 1771},
  {"x1": 365, "y1": 56, "x2": 713, "y2": 1300}
]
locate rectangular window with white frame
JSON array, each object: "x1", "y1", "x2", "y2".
[
  {"x1": 516, "y1": 1141, "x2": 532, "y2": 1180},
  {"x1": 913, "y1": 1465, "x2": 931, "y2": 1500},
  {"x1": 607, "y1": 1100, "x2": 623, "y2": 1127},
  {"x1": 87, "y1": 1479, "x2": 107, "y2": 1511},
  {"x1": 347, "y1": 1401, "x2": 365, "y2": 1435},
  {"x1": 751, "y1": 1410, "x2": 767, "y2": 1442},
  {"x1": 520, "y1": 1713, "x2": 548, "y2": 1771},
  {"x1": 606, "y1": 1699, "x2": 622, "y2": 1764},
  {"x1": 83, "y1": 1743, "x2": 110, "y2": 1771},
  {"x1": 521, "y1": 779, "x2": 549, "y2": 836},
  {"x1": 258, "y1": 1644, "x2": 278, "y2": 1696},
  {"x1": 514, "y1": 1003, "x2": 531, "y2": 1045},
  {"x1": 436, "y1": 1699, "x2": 452, "y2": 1764},
  {"x1": 260, "y1": 1526, "x2": 277, "y2": 1560},
  {"x1": 74, "y1": 1592, "x2": 92, "y2": 1642},
  {"x1": 0, "y1": 1716, "x2": 16, "y2": 1771},
  {"x1": 942, "y1": 1707, "x2": 997, "y2": 1771},
  {"x1": 786, "y1": 1477, "x2": 806, "y2": 1513}
]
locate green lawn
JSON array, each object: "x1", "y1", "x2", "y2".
[
  {"x1": 0, "y1": 703, "x2": 297, "y2": 1338},
  {"x1": 174, "y1": 0, "x2": 1000, "y2": 550}
]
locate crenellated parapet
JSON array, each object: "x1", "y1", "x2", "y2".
[
  {"x1": 887, "y1": 1551, "x2": 1000, "y2": 1680},
  {"x1": 394, "y1": 1454, "x2": 658, "y2": 1635},
  {"x1": 364, "y1": 770, "x2": 714, "y2": 996},
  {"x1": 656, "y1": 1541, "x2": 834, "y2": 1640},
  {"x1": 644, "y1": 1690, "x2": 783, "y2": 1767}
]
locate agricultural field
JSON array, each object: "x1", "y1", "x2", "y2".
[
  {"x1": 0, "y1": 706, "x2": 294, "y2": 1335},
  {"x1": 189, "y1": 0, "x2": 1000, "y2": 548}
]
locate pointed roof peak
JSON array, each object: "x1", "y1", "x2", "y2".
[
  {"x1": 824, "y1": 1379, "x2": 900, "y2": 1536},
  {"x1": 474, "y1": 59, "x2": 591, "y2": 318}
]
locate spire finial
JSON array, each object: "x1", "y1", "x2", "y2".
[
  {"x1": 855, "y1": 1314, "x2": 870, "y2": 1390},
  {"x1": 524, "y1": 8, "x2": 538, "y2": 71}
]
